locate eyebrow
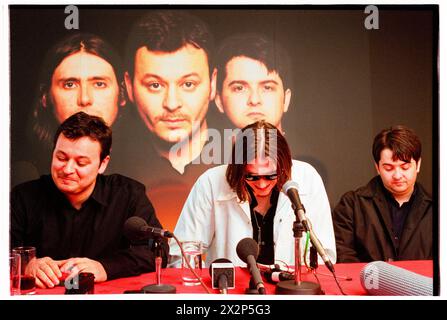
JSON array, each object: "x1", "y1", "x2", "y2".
[
  {"x1": 141, "y1": 72, "x2": 201, "y2": 82},
  {"x1": 227, "y1": 79, "x2": 280, "y2": 86},
  {"x1": 57, "y1": 76, "x2": 113, "y2": 82}
]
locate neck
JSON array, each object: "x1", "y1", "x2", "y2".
[
  {"x1": 254, "y1": 194, "x2": 271, "y2": 215},
  {"x1": 392, "y1": 187, "x2": 415, "y2": 206},
  {"x1": 154, "y1": 121, "x2": 208, "y2": 174},
  {"x1": 65, "y1": 182, "x2": 96, "y2": 210}
]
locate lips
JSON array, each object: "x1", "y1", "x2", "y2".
[
  {"x1": 247, "y1": 112, "x2": 265, "y2": 118},
  {"x1": 161, "y1": 118, "x2": 187, "y2": 122},
  {"x1": 59, "y1": 176, "x2": 77, "y2": 184},
  {"x1": 160, "y1": 117, "x2": 188, "y2": 128}
]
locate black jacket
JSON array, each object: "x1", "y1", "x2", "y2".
[{"x1": 333, "y1": 176, "x2": 432, "y2": 263}]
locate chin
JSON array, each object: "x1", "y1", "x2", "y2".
[
  {"x1": 163, "y1": 131, "x2": 190, "y2": 143},
  {"x1": 254, "y1": 189, "x2": 273, "y2": 197}
]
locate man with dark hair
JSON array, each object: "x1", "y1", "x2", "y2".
[
  {"x1": 117, "y1": 10, "x2": 217, "y2": 233},
  {"x1": 13, "y1": 32, "x2": 127, "y2": 188},
  {"x1": 214, "y1": 33, "x2": 292, "y2": 131},
  {"x1": 124, "y1": 10, "x2": 216, "y2": 174},
  {"x1": 11, "y1": 112, "x2": 168, "y2": 288},
  {"x1": 333, "y1": 125, "x2": 432, "y2": 262}
]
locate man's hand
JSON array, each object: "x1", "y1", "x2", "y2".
[
  {"x1": 60, "y1": 258, "x2": 108, "y2": 283},
  {"x1": 26, "y1": 257, "x2": 66, "y2": 289}
]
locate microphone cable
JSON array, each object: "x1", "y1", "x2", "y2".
[
  {"x1": 172, "y1": 234, "x2": 211, "y2": 294},
  {"x1": 332, "y1": 271, "x2": 347, "y2": 296},
  {"x1": 304, "y1": 234, "x2": 348, "y2": 295}
]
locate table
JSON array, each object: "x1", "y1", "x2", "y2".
[{"x1": 36, "y1": 260, "x2": 433, "y2": 295}]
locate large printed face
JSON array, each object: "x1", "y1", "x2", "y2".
[
  {"x1": 215, "y1": 56, "x2": 291, "y2": 130},
  {"x1": 126, "y1": 44, "x2": 216, "y2": 143},
  {"x1": 375, "y1": 148, "x2": 421, "y2": 199},
  {"x1": 48, "y1": 52, "x2": 121, "y2": 126},
  {"x1": 51, "y1": 134, "x2": 109, "y2": 198}
]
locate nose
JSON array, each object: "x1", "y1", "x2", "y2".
[
  {"x1": 63, "y1": 159, "x2": 76, "y2": 175},
  {"x1": 78, "y1": 84, "x2": 93, "y2": 107},
  {"x1": 163, "y1": 86, "x2": 182, "y2": 112},
  {"x1": 392, "y1": 168, "x2": 403, "y2": 180},
  {"x1": 247, "y1": 88, "x2": 261, "y2": 106},
  {"x1": 255, "y1": 178, "x2": 269, "y2": 188}
]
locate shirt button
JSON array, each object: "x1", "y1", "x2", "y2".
[{"x1": 261, "y1": 241, "x2": 265, "y2": 245}]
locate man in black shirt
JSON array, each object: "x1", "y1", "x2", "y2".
[
  {"x1": 333, "y1": 125, "x2": 432, "y2": 262},
  {"x1": 11, "y1": 112, "x2": 168, "y2": 288}
]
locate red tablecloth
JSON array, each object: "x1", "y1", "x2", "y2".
[{"x1": 36, "y1": 260, "x2": 433, "y2": 296}]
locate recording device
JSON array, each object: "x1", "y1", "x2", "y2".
[
  {"x1": 257, "y1": 263, "x2": 290, "y2": 273},
  {"x1": 124, "y1": 216, "x2": 174, "y2": 241},
  {"x1": 236, "y1": 238, "x2": 266, "y2": 294},
  {"x1": 282, "y1": 181, "x2": 335, "y2": 273},
  {"x1": 262, "y1": 269, "x2": 295, "y2": 284},
  {"x1": 209, "y1": 258, "x2": 235, "y2": 294},
  {"x1": 359, "y1": 261, "x2": 433, "y2": 296}
]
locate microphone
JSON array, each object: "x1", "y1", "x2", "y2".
[
  {"x1": 124, "y1": 216, "x2": 174, "y2": 241},
  {"x1": 360, "y1": 261, "x2": 433, "y2": 296},
  {"x1": 262, "y1": 269, "x2": 295, "y2": 284},
  {"x1": 236, "y1": 238, "x2": 266, "y2": 294},
  {"x1": 209, "y1": 258, "x2": 235, "y2": 294},
  {"x1": 282, "y1": 181, "x2": 335, "y2": 273}
]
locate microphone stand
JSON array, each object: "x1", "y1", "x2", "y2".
[
  {"x1": 141, "y1": 237, "x2": 176, "y2": 294},
  {"x1": 276, "y1": 209, "x2": 323, "y2": 295},
  {"x1": 245, "y1": 276, "x2": 262, "y2": 294}
]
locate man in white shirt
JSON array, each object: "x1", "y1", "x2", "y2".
[{"x1": 169, "y1": 121, "x2": 336, "y2": 267}]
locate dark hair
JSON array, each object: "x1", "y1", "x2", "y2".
[
  {"x1": 226, "y1": 121, "x2": 292, "y2": 202},
  {"x1": 54, "y1": 112, "x2": 112, "y2": 162},
  {"x1": 33, "y1": 33, "x2": 123, "y2": 145},
  {"x1": 215, "y1": 33, "x2": 292, "y2": 92},
  {"x1": 124, "y1": 10, "x2": 214, "y2": 78},
  {"x1": 372, "y1": 125, "x2": 422, "y2": 164}
]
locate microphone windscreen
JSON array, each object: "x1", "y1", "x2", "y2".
[
  {"x1": 236, "y1": 238, "x2": 259, "y2": 263},
  {"x1": 360, "y1": 261, "x2": 433, "y2": 296},
  {"x1": 209, "y1": 258, "x2": 232, "y2": 276},
  {"x1": 123, "y1": 216, "x2": 147, "y2": 239},
  {"x1": 282, "y1": 180, "x2": 299, "y2": 194}
]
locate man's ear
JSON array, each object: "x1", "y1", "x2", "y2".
[
  {"x1": 283, "y1": 88, "x2": 292, "y2": 113},
  {"x1": 124, "y1": 72, "x2": 134, "y2": 103},
  {"x1": 119, "y1": 80, "x2": 127, "y2": 107},
  {"x1": 374, "y1": 162, "x2": 380, "y2": 175},
  {"x1": 416, "y1": 158, "x2": 422, "y2": 173},
  {"x1": 214, "y1": 92, "x2": 225, "y2": 114},
  {"x1": 41, "y1": 93, "x2": 48, "y2": 108},
  {"x1": 98, "y1": 155, "x2": 110, "y2": 174},
  {"x1": 209, "y1": 67, "x2": 217, "y2": 101}
]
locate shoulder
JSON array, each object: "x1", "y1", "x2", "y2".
[
  {"x1": 337, "y1": 176, "x2": 381, "y2": 204},
  {"x1": 290, "y1": 159, "x2": 325, "y2": 192},
  {"x1": 415, "y1": 181, "x2": 432, "y2": 202},
  {"x1": 196, "y1": 164, "x2": 228, "y2": 183},
  {"x1": 291, "y1": 159, "x2": 321, "y2": 176},
  {"x1": 99, "y1": 174, "x2": 146, "y2": 192},
  {"x1": 11, "y1": 175, "x2": 53, "y2": 196},
  {"x1": 190, "y1": 165, "x2": 234, "y2": 198}
]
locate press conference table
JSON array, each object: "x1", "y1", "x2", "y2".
[{"x1": 36, "y1": 260, "x2": 433, "y2": 296}]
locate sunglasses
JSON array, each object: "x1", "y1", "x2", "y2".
[{"x1": 244, "y1": 173, "x2": 278, "y2": 181}]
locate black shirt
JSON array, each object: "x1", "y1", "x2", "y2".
[
  {"x1": 10, "y1": 174, "x2": 168, "y2": 280},
  {"x1": 382, "y1": 182, "x2": 418, "y2": 250},
  {"x1": 248, "y1": 188, "x2": 279, "y2": 265}
]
